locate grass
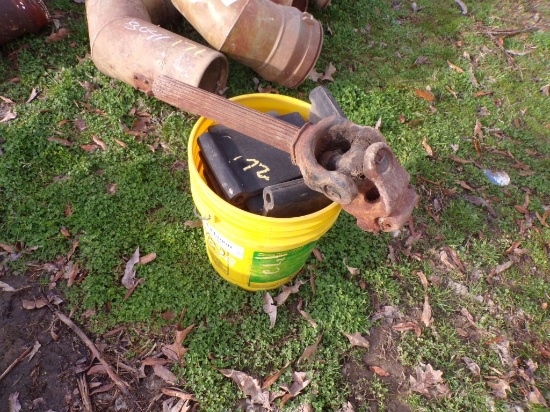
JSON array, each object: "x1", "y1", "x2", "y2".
[{"x1": 1, "y1": 0, "x2": 549, "y2": 411}]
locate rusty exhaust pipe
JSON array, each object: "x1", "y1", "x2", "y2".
[
  {"x1": 0, "y1": 0, "x2": 50, "y2": 46},
  {"x1": 170, "y1": 0, "x2": 323, "y2": 88},
  {"x1": 85, "y1": 0, "x2": 229, "y2": 94}
]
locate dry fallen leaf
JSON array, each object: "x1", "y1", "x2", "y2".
[
  {"x1": 447, "y1": 60, "x2": 464, "y2": 73},
  {"x1": 162, "y1": 324, "x2": 194, "y2": 362},
  {"x1": 494, "y1": 260, "x2": 513, "y2": 275},
  {"x1": 45, "y1": 27, "x2": 70, "y2": 43},
  {"x1": 474, "y1": 119, "x2": 483, "y2": 139},
  {"x1": 114, "y1": 139, "x2": 128, "y2": 148},
  {"x1": 90, "y1": 383, "x2": 116, "y2": 396},
  {"x1": 486, "y1": 378, "x2": 511, "y2": 399},
  {"x1": 414, "y1": 88, "x2": 435, "y2": 102},
  {"x1": 298, "y1": 334, "x2": 323, "y2": 364},
  {"x1": 415, "y1": 271, "x2": 428, "y2": 290},
  {"x1": 92, "y1": 135, "x2": 107, "y2": 151},
  {"x1": 312, "y1": 247, "x2": 323, "y2": 262},
  {"x1": 274, "y1": 280, "x2": 306, "y2": 306},
  {"x1": 280, "y1": 371, "x2": 311, "y2": 407},
  {"x1": 421, "y1": 295, "x2": 433, "y2": 327},
  {"x1": 422, "y1": 137, "x2": 433, "y2": 157},
  {"x1": 491, "y1": 339, "x2": 517, "y2": 369},
  {"x1": 87, "y1": 364, "x2": 108, "y2": 375},
  {"x1": 0, "y1": 95, "x2": 15, "y2": 104},
  {"x1": 139, "y1": 252, "x2": 157, "y2": 265},
  {"x1": 445, "y1": 247, "x2": 465, "y2": 272},
  {"x1": 343, "y1": 258, "x2": 360, "y2": 275},
  {"x1": 47, "y1": 136, "x2": 73, "y2": 146},
  {"x1": 0, "y1": 243, "x2": 16, "y2": 253},
  {"x1": 258, "y1": 85, "x2": 279, "y2": 94},
  {"x1": 371, "y1": 305, "x2": 403, "y2": 322},
  {"x1": 141, "y1": 357, "x2": 172, "y2": 367},
  {"x1": 446, "y1": 85, "x2": 458, "y2": 99},
  {"x1": 121, "y1": 247, "x2": 140, "y2": 289},
  {"x1": 296, "y1": 298, "x2": 317, "y2": 328},
  {"x1": 535, "y1": 342, "x2": 550, "y2": 359},
  {"x1": 527, "y1": 387, "x2": 548, "y2": 407},
  {"x1": 220, "y1": 369, "x2": 270, "y2": 407},
  {"x1": 0, "y1": 281, "x2": 16, "y2": 292},
  {"x1": 80, "y1": 144, "x2": 98, "y2": 152},
  {"x1": 26, "y1": 340, "x2": 41, "y2": 362},
  {"x1": 65, "y1": 262, "x2": 79, "y2": 287},
  {"x1": 536, "y1": 209, "x2": 550, "y2": 227},
  {"x1": 59, "y1": 227, "x2": 71, "y2": 237},
  {"x1": 321, "y1": 62, "x2": 337, "y2": 82},
  {"x1": 22, "y1": 297, "x2": 49, "y2": 309},
  {"x1": 462, "y1": 357, "x2": 480, "y2": 376},
  {"x1": 184, "y1": 220, "x2": 202, "y2": 228},
  {"x1": 153, "y1": 364, "x2": 177, "y2": 385},
  {"x1": 413, "y1": 55, "x2": 430, "y2": 65},
  {"x1": 392, "y1": 322, "x2": 422, "y2": 337},
  {"x1": 369, "y1": 365, "x2": 390, "y2": 377},
  {"x1": 1, "y1": 109, "x2": 17, "y2": 123},
  {"x1": 9, "y1": 392, "x2": 21, "y2": 412},
  {"x1": 298, "y1": 308, "x2": 318, "y2": 328},
  {"x1": 263, "y1": 292, "x2": 277, "y2": 329},
  {"x1": 261, "y1": 362, "x2": 291, "y2": 389},
  {"x1": 26, "y1": 88, "x2": 39, "y2": 104},
  {"x1": 308, "y1": 69, "x2": 323, "y2": 82},
  {"x1": 344, "y1": 332, "x2": 370, "y2": 349},
  {"x1": 160, "y1": 388, "x2": 196, "y2": 402},
  {"x1": 106, "y1": 183, "x2": 117, "y2": 194},
  {"x1": 339, "y1": 401, "x2": 355, "y2": 412},
  {"x1": 409, "y1": 363, "x2": 450, "y2": 398},
  {"x1": 439, "y1": 249, "x2": 459, "y2": 272}
]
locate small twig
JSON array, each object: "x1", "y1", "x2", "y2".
[
  {"x1": 0, "y1": 347, "x2": 32, "y2": 381},
  {"x1": 54, "y1": 310, "x2": 131, "y2": 396},
  {"x1": 77, "y1": 373, "x2": 93, "y2": 412},
  {"x1": 485, "y1": 32, "x2": 517, "y2": 67},
  {"x1": 477, "y1": 26, "x2": 540, "y2": 37}
]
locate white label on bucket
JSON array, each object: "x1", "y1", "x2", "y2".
[{"x1": 204, "y1": 222, "x2": 244, "y2": 259}]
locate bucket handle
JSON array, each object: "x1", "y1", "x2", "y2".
[{"x1": 193, "y1": 207, "x2": 211, "y2": 221}]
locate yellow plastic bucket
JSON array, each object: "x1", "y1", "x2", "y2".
[{"x1": 188, "y1": 93, "x2": 341, "y2": 291}]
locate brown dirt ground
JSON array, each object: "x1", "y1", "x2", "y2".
[
  {"x1": 0, "y1": 270, "x2": 87, "y2": 411},
  {"x1": 0, "y1": 263, "x2": 171, "y2": 412},
  {"x1": 342, "y1": 325, "x2": 411, "y2": 412}
]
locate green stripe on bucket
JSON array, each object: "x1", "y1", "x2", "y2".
[{"x1": 249, "y1": 241, "x2": 317, "y2": 283}]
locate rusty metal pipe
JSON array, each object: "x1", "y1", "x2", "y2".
[
  {"x1": 85, "y1": 0, "x2": 228, "y2": 94},
  {"x1": 170, "y1": 0, "x2": 323, "y2": 88},
  {"x1": 0, "y1": 0, "x2": 50, "y2": 46},
  {"x1": 270, "y1": 0, "x2": 308, "y2": 12}
]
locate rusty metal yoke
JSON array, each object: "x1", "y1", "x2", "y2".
[
  {"x1": 152, "y1": 75, "x2": 417, "y2": 233},
  {"x1": 292, "y1": 116, "x2": 417, "y2": 232}
]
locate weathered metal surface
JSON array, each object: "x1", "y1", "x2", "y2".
[
  {"x1": 85, "y1": 0, "x2": 228, "y2": 94},
  {"x1": 170, "y1": 0, "x2": 322, "y2": 88},
  {"x1": 153, "y1": 75, "x2": 418, "y2": 233},
  {"x1": 293, "y1": 116, "x2": 418, "y2": 232},
  {"x1": 315, "y1": 0, "x2": 332, "y2": 8},
  {"x1": 0, "y1": 0, "x2": 50, "y2": 46},
  {"x1": 270, "y1": 0, "x2": 309, "y2": 12}
]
